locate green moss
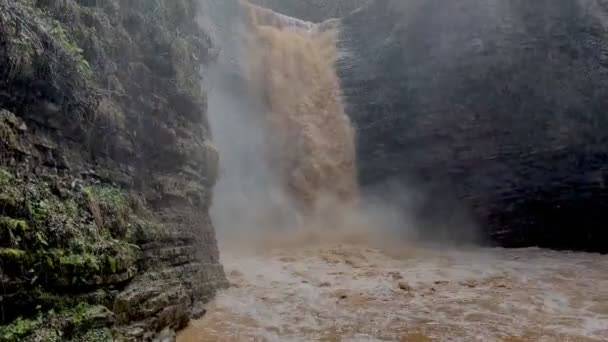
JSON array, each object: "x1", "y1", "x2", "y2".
[
  {"x1": 0, "y1": 194, "x2": 17, "y2": 210},
  {"x1": 84, "y1": 186, "x2": 128, "y2": 208},
  {"x1": 0, "y1": 172, "x2": 23, "y2": 217},
  {"x1": 0, "y1": 183, "x2": 137, "y2": 286},
  {"x1": 107, "y1": 256, "x2": 117, "y2": 273},
  {"x1": 73, "y1": 328, "x2": 112, "y2": 342},
  {"x1": 0, "y1": 304, "x2": 112, "y2": 342},
  {"x1": 0, "y1": 121, "x2": 16, "y2": 147},
  {"x1": 0, "y1": 217, "x2": 28, "y2": 247},
  {"x1": 59, "y1": 252, "x2": 100, "y2": 270},
  {"x1": 47, "y1": 20, "x2": 93, "y2": 80},
  {"x1": 0, "y1": 317, "x2": 39, "y2": 342},
  {"x1": 84, "y1": 185, "x2": 131, "y2": 239},
  {"x1": 0, "y1": 217, "x2": 28, "y2": 232},
  {"x1": 17, "y1": 289, "x2": 113, "y2": 317},
  {"x1": 0, "y1": 168, "x2": 12, "y2": 185},
  {"x1": 28, "y1": 197, "x2": 78, "y2": 223},
  {"x1": 0, "y1": 248, "x2": 26, "y2": 260}
]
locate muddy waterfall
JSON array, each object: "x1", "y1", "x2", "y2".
[
  {"x1": 1, "y1": 0, "x2": 608, "y2": 341},
  {"x1": 209, "y1": 2, "x2": 368, "y2": 248}
]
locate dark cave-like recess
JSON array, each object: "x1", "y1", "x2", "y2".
[{"x1": 337, "y1": 0, "x2": 608, "y2": 253}]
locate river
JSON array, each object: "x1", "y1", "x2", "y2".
[{"x1": 178, "y1": 242, "x2": 608, "y2": 341}]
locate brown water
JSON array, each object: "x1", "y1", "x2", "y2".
[
  {"x1": 186, "y1": 3, "x2": 608, "y2": 341},
  {"x1": 239, "y1": 1, "x2": 358, "y2": 213},
  {"x1": 178, "y1": 243, "x2": 608, "y2": 341}
]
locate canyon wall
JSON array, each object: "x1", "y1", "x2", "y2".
[
  {"x1": 0, "y1": 0, "x2": 226, "y2": 340},
  {"x1": 337, "y1": 0, "x2": 608, "y2": 251}
]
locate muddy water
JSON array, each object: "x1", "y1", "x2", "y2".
[
  {"x1": 178, "y1": 243, "x2": 608, "y2": 341},
  {"x1": 195, "y1": 2, "x2": 608, "y2": 341},
  {"x1": 240, "y1": 1, "x2": 358, "y2": 212}
]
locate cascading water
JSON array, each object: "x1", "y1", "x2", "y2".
[
  {"x1": 239, "y1": 1, "x2": 358, "y2": 214},
  {"x1": 204, "y1": 1, "x2": 364, "y2": 248},
  {"x1": 180, "y1": 1, "x2": 608, "y2": 341}
]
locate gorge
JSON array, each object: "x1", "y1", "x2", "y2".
[{"x1": 1, "y1": 0, "x2": 608, "y2": 341}]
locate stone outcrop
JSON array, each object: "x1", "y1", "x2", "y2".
[
  {"x1": 0, "y1": 0, "x2": 226, "y2": 340},
  {"x1": 337, "y1": 0, "x2": 608, "y2": 251}
]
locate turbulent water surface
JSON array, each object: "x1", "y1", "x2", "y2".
[{"x1": 178, "y1": 242, "x2": 608, "y2": 341}]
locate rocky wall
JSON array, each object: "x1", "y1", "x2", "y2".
[
  {"x1": 0, "y1": 0, "x2": 227, "y2": 340},
  {"x1": 337, "y1": 0, "x2": 608, "y2": 251}
]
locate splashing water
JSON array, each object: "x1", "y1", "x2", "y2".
[
  {"x1": 239, "y1": 1, "x2": 358, "y2": 216},
  {"x1": 178, "y1": 243, "x2": 608, "y2": 341},
  {"x1": 206, "y1": 0, "x2": 364, "y2": 247}
]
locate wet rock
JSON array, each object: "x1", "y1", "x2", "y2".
[
  {"x1": 338, "y1": 0, "x2": 608, "y2": 252},
  {"x1": 17, "y1": 122, "x2": 27, "y2": 132},
  {"x1": 191, "y1": 302, "x2": 207, "y2": 319},
  {"x1": 153, "y1": 327, "x2": 176, "y2": 342},
  {"x1": 0, "y1": 0, "x2": 227, "y2": 338}
]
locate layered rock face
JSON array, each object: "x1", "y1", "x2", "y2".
[
  {"x1": 0, "y1": 0, "x2": 226, "y2": 340},
  {"x1": 338, "y1": 0, "x2": 608, "y2": 251}
]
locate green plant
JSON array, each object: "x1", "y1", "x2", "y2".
[
  {"x1": 0, "y1": 168, "x2": 12, "y2": 185},
  {"x1": 48, "y1": 20, "x2": 93, "y2": 79},
  {"x1": 0, "y1": 248, "x2": 26, "y2": 260},
  {"x1": 0, "y1": 217, "x2": 27, "y2": 232},
  {"x1": 84, "y1": 186, "x2": 130, "y2": 239},
  {"x1": 0, "y1": 217, "x2": 28, "y2": 247},
  {"x1": 0, "y1": 304, "x2": 112, "y2": 342},
  {"x1": 0, "y1": 317, "x2": 39, "y2": 341},
  {"x1": 0, "y1": 121, "x2": 16, "y2": 148}
]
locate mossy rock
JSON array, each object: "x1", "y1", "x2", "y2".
[
  {"x1": 84, "y1": 185, "x2": 131, "y2": 239},
  {"x1": 0, "y1": 304, "x2": 113, "y2": 342},
  {"x1": 0, "y1": 318, "x2": 39, "y2": 342},
  {"x1": 0, "y1": 172, "x2": 139, "y2": 290},
  {"x1": 0, "y1": 216, "x2": 28, "y2": 233},
  {"x1": 0, "y1": 110, "x2": 24, "y2": 150},
  {"x1": 0, "y1": 247, "x2": 26, "y2": 260}
]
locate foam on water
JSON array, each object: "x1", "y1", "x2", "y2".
[{"x1": 179, "y1": 244, "x2": 608, "y2": 341}]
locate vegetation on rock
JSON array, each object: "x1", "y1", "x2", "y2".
[
  {"x1": 0, "y1": 0, "x2": 226, "y2": 339},
  {"x1": 0, "y1": 303, "x2": 113, "y2": 342}
]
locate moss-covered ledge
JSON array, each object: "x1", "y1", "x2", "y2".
[{"x1": 0, "y1": 167, "x2": 147, "y2": 341}]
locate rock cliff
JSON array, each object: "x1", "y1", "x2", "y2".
[
  {"x1": 337, "y1": 0, "x2": 608, "y2": 251},
  {"x1": 0, "y1": 0, "x2": 227, "y2": 340}
]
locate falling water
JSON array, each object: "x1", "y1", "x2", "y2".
[
  {"x1": 239, "y1": 1, "x2": 358, "y2": 215},
  {"x1": 181, "y1": 2, "x2": 608, "y2": 341}
]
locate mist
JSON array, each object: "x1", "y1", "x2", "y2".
[
  {"x1": 201, "y1": 1, "x2": 479, "y2": 253},
  {"x1": 179, "y1": 1, "x2": 608, "y2": 340}
]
